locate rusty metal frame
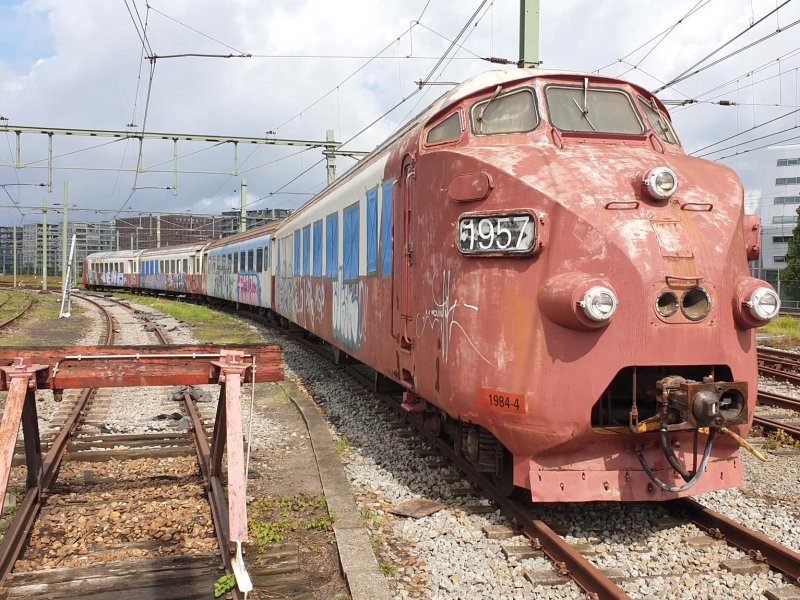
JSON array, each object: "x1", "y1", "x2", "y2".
[{"x1": 0, "y1": 346, "x2": 282, "y2": 593}]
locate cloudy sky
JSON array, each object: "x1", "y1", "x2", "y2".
[{"x1": 1, "y1": 0, "x2": 800, "y2": 227}]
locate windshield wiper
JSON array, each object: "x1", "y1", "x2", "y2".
[
  {"x1": 476, "y1": 85, "x2": 503, "y2": 132},
  {"x1": 572, "y1": 77, "x2": 595, "y2": 130}
]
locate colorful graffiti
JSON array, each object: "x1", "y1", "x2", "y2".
[
  {"x1": 416, "y1": 270, "x2": 494, "y2": 367},
  {"x1": 300, "y1": 279, "x2": 325, "y2": 329},
  {"x1": 237, "y1": 274, "x2": 261, "y2": 306},
  {"x1": 275, "y1": 276, "x2": 299, "y2": 321},
  {"x1": 332, "y1": 279, "x2": 367, "y2": 349}
]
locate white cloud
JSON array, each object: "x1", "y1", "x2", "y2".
[{"x1": 1, "y1": 0, "x2": 799, "y2": 225}]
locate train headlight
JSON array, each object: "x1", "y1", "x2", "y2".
[
  {"x1": 747, "y1": 287, "x2": 780, "y2": 321},
  {"x1": 643, "y1": 167, "x2": 678, "y2": 200},
  {"x1": 733, "y1": 278, "x2": 779, "y2": 328},
  {"x1": 580, "y1": 286, "x2": 618, "y2": 322}
]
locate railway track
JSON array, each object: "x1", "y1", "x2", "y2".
[
  {"x1": 756, "y1": 348, "x2": 800, "y2": 439},
  {"x1": 0, "y1": 295, "x2": 35, "y2": 331},
  {"x1": 0, "y1": 294, "x2": 246, "y2": 599},
  {"x1": 213, "y1": 302, "x2": 800, "y2": 599}
]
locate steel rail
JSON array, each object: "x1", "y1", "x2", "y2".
[
  {"x1": 758, "y1": 365, "x2": 800, "y2": 386},
  {"x1": 669, "y1": 498, "x2": 800, "y2": 583},
  {"x1": 105, "y1": 294, "x2": 246, "y2": 599},
  {"x1": 758, "y1": 348, "x2": 800, "y2": 363},
  {"x1": 0, "y1": 292, "x2": 10, "y2": 309},
  {"x1": 757, "y1": 390, "x2": 800, "y2": 411},
  {"x1": 0, "y1": 297, "x2": 34, "y2": 331},
  {"x1": 754, "y1": 415, "x2": 800, "y2": 438},
  {"x1": 0, "y1": 293, "x2": 115, "y2": 581},
  {"x1": 263, "y1": 321, "x2": 631, "y2": 599}
]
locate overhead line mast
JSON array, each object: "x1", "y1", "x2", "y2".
[{"x1": 518, "y1": 0, "x2": 540, "y2": 68}]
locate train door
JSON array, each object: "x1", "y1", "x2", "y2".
[{"x1": 393, "y1": 157, "x2": 415, "y2": 350}]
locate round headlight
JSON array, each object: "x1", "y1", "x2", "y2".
[
  {"x1": 747, "y1": 287, "x2": 780, "y2": 321},
  {"x1": 643, "y1": 167, "x2": 678, "y2": 200},
  {"x1": 580, "y1": 286, "x2": 618, "y2": 321}
]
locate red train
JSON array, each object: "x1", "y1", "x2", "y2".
[{"x1": 86, "y1": 68, "x2": 779, "y2": 502}]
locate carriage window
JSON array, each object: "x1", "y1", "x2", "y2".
[
  {"x1": 471, "y1": 88, "x2": 539, "y2": 135},
  {"x1": 294, "y1": 230, "x2": 301, "y2": 276},
  {"x1": 171, "y1": 260, "x2": 176, "y2": 273},
  {"x1": 265, "y1": 246, "x2": 270, "y2": 270},
  {"x1": 426, "y1": 112, "x2": 462, "y2": 144},
  {"x1": 233, "y1": 253, "x2": 239, "y2": 273},
  {"x1": 639, "y1": 96, "x2": 680, "y2": 146},
  {"x1": 313, "y1": 220, "x2": 323, "y2": 278},
  {"x1": 248, "y1": 250, "x2": 254, "y2": 271},
  {"x1": 256, "y1": 248, "x2": 263, "y2": 272},
  {"x1": 183, "y1": 259, "x2": 188, "y2": 273},
  {"x1": 160, "y1": 261, "x2": 164, "y2": 273},
  {"x1": 546, "y1": 85, "x2": 645, "y2": 135}
]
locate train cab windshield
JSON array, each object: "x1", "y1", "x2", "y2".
[
  {"x1": 638, "y1": 96, "x2": 681, "y2": 146},
  {"x1": 470, "y1": 87, "x2": 539, "y2": 135},
  {"x1": 545, "y1": 84, "x2": 645, "y2": 135}
]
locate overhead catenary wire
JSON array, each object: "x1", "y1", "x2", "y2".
[
  {"x1": 653, "y1": 0, "x2": 794, "y2": 93},
  {"x1": 616, "y1": 0, "x2": 714, "y2": 79},
  {"x1": 690, "y1": 107, "x2": 800, "y2": 155},
  {"x1": 250, "y1": 0, "x2": 490, "y2": 209},
  {"x1": 593, "y1": 0, "x2": 715, "y2": 74},
  {"x1": 146, "y1": 3, "x2": 247, "y2": 55}
]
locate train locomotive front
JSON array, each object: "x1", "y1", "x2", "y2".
[{"x1": 399, "y1": 70, "x2": 778, "y2": 502}]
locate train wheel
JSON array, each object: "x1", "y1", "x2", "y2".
[{"x1": 493, "y1": 447, "x2": 515, "y2": 497}]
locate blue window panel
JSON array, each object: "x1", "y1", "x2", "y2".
[
  {"x1": 343, "y1": 202, "x2": 360, "y2": 282},
  {"x1": 302, "y1": 225, "x2": 311, "y2": 276},
  {"x1": 312, "y1": 220, "x2": 323, "y2": 278},
  {"x1": 294, "y1": 230, "x2": 301, "y2": 276},
  {"x1": 326, "y1": 213, "x2": 339, "y2": 279},
  {"x1": 381, "y1": 180, "x2": 393, "y2": 276},
  {"x1": 367, "y1": 188, "x2": 378, "y2": 274}
]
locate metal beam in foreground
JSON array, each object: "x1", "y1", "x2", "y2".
[{"x1": 0, "y1": 346, "x2": 283, "y2": 595}]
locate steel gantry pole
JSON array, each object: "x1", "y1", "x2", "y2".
[
  {"x1": 519, "y1": 0, "x2": 540, "y2": 68},
  {"x1": 12, "y1": 224, "x2": 17, "y2": 288},
  {"x1": 41, "y1": 198, "x2": 48, "y2": 292},
  {"x1": 240, "y1": 179, "x2": 247, "y2": 233}
]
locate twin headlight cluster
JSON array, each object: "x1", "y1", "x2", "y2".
[
  {"x1": 595, "y1": 284, "x2": 779, "y2": 326},
  {"x1": 540, "y1": 275, "x2": 779, "y2": 331}
]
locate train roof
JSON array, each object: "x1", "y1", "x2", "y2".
[
  {"x1": 139, "y1": 242, "x2": 209, "y2": 257},
  {"x1": 85, "y1": 249, "x2": 145, "y2": 261},
  {"x1": 425, "y1": 68, "x2": 670, "y2": 121},
  {"x1": 275, "y1": 68, "x2": 669, "y2": 232},
  {"x1": 205, "y1": 221, "x2": 276, "y2": 250}
]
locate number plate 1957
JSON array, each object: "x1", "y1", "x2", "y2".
[
  {"x1": 481, "y1": 388, "x2": 526, "y2": 413},
  {"x1": 458, "y1": 213, "x2": 536, "y2": 255}
]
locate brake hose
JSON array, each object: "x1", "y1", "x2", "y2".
[{"x1": 636, "y1": 429, "x2": 717, "y2": 493}]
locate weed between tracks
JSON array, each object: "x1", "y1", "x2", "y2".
[
  {"x1": 763, "y1": 428, "x2": 800, "y2": 451},
  {"x1": 111, "y1": 292, "x2": 261, "y2": 344},
  {"x1": 247, "y1": 494, "x2": 334, "y2": 551}
]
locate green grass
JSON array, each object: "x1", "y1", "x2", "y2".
[
  {"x1": 334, "y1": 437, "x2": 351, "y2": 455},
  {"x1": 248, "y1": 495, "x2": 333, "y2": 550},
  {"x1": 0, "y1": 275, "x2": 64, "y2": 288},
  {"x1": 111, "y1": 292, "x2": 262, "y2": 344},
  {"x1": 760, "y1": 316, "x2": 800, "y2": 341}
]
